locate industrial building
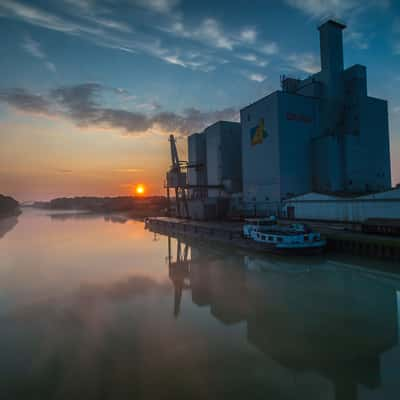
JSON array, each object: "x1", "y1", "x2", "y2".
[
  {"x1": 188, "y1": 121, "x2": 242, "y2": 197},
  {"x1": 186, "y1": 121, "x2": 242, "y2": 219},
  {"x1": 186, "y1": 19, "x2": 393, "y2": 220},
  {"x1": 241, "y1": 19, "x2": 391, "y2": 205}
]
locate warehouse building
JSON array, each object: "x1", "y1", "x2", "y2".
[
  {"x1": 241, "y1": 19, "x2": 391, "y2": 206},
  {"x1": 282, "y1": 187, "x2": 400, "y2": 222}
]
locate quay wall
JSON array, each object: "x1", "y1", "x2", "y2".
[{"x1": 146, "y1": 218, "x2": 400, "y2": 261}]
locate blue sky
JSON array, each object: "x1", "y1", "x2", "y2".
[{"x1": 0, "y1": 0, "x2": 399, "y2": 200}]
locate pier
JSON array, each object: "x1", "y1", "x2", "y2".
[{"x1": 146, "y1": 217, "x2": 400, "y2": 261}]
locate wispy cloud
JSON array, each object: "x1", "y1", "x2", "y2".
[
  {"x1": 346, "y1": 30, "x2": 370, "y2": 50},
  {"x1": 0, "y1": 83, "x2": 239, "y2": 136},
  {"x1": 236, "y1": 53, "x2": 269, "y2": 67},
  {"x1": 158, "y1": 51, "x2": 218, "y2": 71},
  {"x1": 21, "y1": 35, "x2": 45, "y2": 58},
  {"x1": 133, "y1": 0, "x2": 180, "y2": 14},
  {"x1": 286, "y1": 1, "x2": 384, "y2": 54},
  {"x1": 260, "y1": 42, "x2": 279, "y2": 55},
  {"x1": 44, "y1": 61, "x2": 56, "y2": 72},
  {"x1": 2, "y1": 0, "x2": 280, "y2": 76},
  {"x1": 239, "y1": 28, "x2": 257, "y2": 44},
  {"x1": 62, "y1": 0, "x2": 95, "y2": 12},
  {"x1": 21, "y1": 35, "x2": 56, "y2": 72},
  {"x1": 135, "y1": 101, "x2": 162, "y2": 112},
  {"x1": 1, "y1": 0, "x2": 99, "y2": 34},
  {"x1": 287, "y1": 53, "x2": 320, "y2": 74},
  {"x1": 168, "y1": 18, "x2": 235, "y2": 50},
  {"x1": 284, "y1": 0, "x2": 389, "y2": 19},
  {"x1": 85, "y1": 15, "x2": 132, "y2": 33},
  {"x1": 165, "y1": 18, "x2": 271, "y2": 54},
  {"x1": 242, "y1": 72, "x2": 267, "y2": 82},
  {"x1": 1, "y1": 1, "x2": 223, "y2": 72}
]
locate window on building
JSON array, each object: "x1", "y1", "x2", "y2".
[{"x1": 247, "y1": 114, "x2": 251, "y2": 122}]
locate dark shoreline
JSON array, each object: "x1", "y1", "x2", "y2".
[{"x1": 0, "y1": 194, "x2": 21, "y2": 220}]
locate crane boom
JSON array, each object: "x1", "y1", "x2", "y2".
[
  {"x1": 169, "y1": 134, "x2": 180, "y2": 167},
  {"x1": 166, "y1": 135, "x2": 189, "y2": 218}
]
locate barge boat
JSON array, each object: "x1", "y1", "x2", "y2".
[{"x1": 243, "y1": 219, "x2": 326, "y2": 255}]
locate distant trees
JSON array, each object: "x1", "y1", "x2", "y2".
[{"x1": 33, "y1": 196, "x2": 168, "y2": 217}]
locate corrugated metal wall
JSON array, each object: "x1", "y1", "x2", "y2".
[{"x1": 283, "y1": 190, "x2": 400, "y2": 222}]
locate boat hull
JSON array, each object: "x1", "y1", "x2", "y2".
[
  {"x1": 274, "y1": 243, "x2": 326, "y2": 256},
  {"x1": 249, "y1": 239, "x2": 327, "y2": 256}
]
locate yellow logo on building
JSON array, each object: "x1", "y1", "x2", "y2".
[{"x1": 250, "y1": 118, "x2": 267, "y2": 145}]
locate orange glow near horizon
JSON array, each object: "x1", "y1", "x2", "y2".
[{"x1": 135, "y1": 184, "x2": 145, "y2": 195}]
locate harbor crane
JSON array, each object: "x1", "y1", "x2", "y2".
[
  {"x1": 165, "y1": 134, "x2": 224, "y2": 218},
  {"x1": 166, "y1": 134, "x2": 190, "y2": 218},
  {"x1": 167, "y1": 235, "x2": 190, "y2": 318}
]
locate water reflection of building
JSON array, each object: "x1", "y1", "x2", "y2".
[
  {"x1": 167, "y1": 235, "x2": 399, "y2": 400},
  {"x1": 245, "y1": 267, "x2": 397, "y2": 399},
  {"x1": 191, "y1": 246, "x2": 248, "y2": 325},
  {"x1": 167, "y1": 237, "x2": 190, "y2": 317}
]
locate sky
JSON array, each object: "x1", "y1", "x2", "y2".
[{"x1": 0, "y1": 0, "x2": 399, "y2": 201}]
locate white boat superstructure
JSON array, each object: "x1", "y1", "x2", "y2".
[
  {"x1": 243, "y1": 220, "x2": 326, "y2": 255},
  {"x1": 243, "y1": 216, "x2": 277, "y2": 238}
]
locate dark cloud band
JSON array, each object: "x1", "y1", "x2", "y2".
[{"x1": 0, "y1": 83, "x2": 238, "y2": 136}]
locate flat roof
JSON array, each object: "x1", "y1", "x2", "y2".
[
  {"x1": 203, "y1": 120, "x2": 240, "y2": 130},
  {"x1": 318, "y1": 19, "x2": 347, "y2": 30},
  {"x1": 240, "y1": 90, "x2": 280, "y2": 112}
]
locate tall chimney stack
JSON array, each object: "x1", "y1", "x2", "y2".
[
  {"x1": 318, "y1": 20, "x2": 347, "y2": 191},
  {"x1": 318, "y1": 19, "x2": 346, "y2": 100},
  {"x1": 318, "y1": 19, "x2": 346, "y2": 74}
]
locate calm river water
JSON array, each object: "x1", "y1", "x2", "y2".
[{"x1": 0, "y1": 208, "x2": 400, "y2": 400}]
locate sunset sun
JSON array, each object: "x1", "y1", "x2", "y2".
[{"x1": 135, "y1": 184, "x2": 145, "y2": 195}]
